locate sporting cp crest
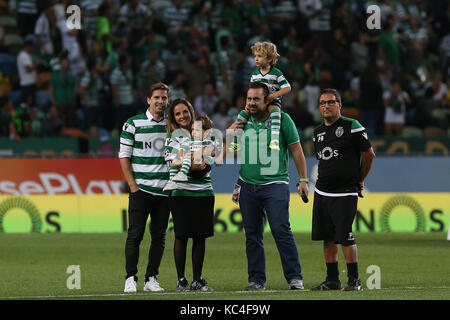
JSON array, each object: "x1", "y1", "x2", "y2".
[{"x1": 335, "y1": 126, "x2": 344, "y2": 137}]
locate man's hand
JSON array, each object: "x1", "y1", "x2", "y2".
[
  {"x1": 297, "y1": 181, "x2": 309, "y2": 202},
  {"x1": 191, "y1": 160, "x2": 206, "y2": 171},
  {"x1": 267, "y1": 93, "x2": 276, "y2": 103},
  {"x1": 129, "y1": 182, "x2": 139, "y2": 193},
  {"x1": 119, "y1": 158, "x2": 139, "y2": 193},
  {"x1": 358, "y1": 181, "x2": 364, "y2": 198},
  {"x1": 171, "y1": 159, "x2": 182, "y2": 168},
  {"x1": 228, "y1": 120, "x2": 247, "y2": 130},
  {"x1": 244, "y1": 103, "x2": 249, "y2": 113}
]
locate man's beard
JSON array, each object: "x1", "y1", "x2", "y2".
[
  {"x1": 153, "y1": 105, "x2": 165, "y2": 116},
  {"x1": 249, "y1": 105, "x2": 265, "y2": 118}
]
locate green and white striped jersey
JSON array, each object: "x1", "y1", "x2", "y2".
[
  {"x1": 80, "y1": 0, "x2": 102, "y2": 36},
  {"x1": 17, "y1": 0, "x2": 37, "y2": 14},
  {"x1": 165, "y1": 133, "x2": 214, "y2": 197},
  {"x1": 111, "y1": 67, "x2": 133, "y2": 105},
  {"x1": 164, "y1": 130, "x2": 190, "y2": 162},
  {"x1": 250, "y1": 67, "x2": 290, "y2": 103},
  {"x1": 119, "y1": 110, "x2": 169, "y2": 197},
  {"x1": 161, "y1": 5, "x2": 190, "y2": 28},
  {"x1": 191, "y1": 137, "x2": 218, "y2": 165},
  {"x1": 80, "y1": 71, "x2": 101, "y2": 107}
]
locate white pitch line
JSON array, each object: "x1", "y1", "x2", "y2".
[
  {"x1": 0, "y1": 290, "x2": 279, "y2": 300},
  {"x1": 1, "y1": 286, "x2": 450, "y2": 300}
]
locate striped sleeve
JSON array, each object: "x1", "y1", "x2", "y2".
[
  {"x1": 350, "y1": 119, "x2": 365, "y2": 133},
  {"x1": 249, "y1": 69, "x2": 259, "y2": 84},
  {"x1": 164, "y1": 134, "x2": 180, "y2": 162},
  {"x1": 119, "y1": 120, "x2": 135, "y2": 158},
  {"x1": 347, "y1": 117, "x2": 371, "y2": 151},
  {"x1": 276, "y1": 71, "x2": 290, "y2": 89}
]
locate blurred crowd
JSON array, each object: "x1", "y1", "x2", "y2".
[{"x1": 0, "y1": 0, "x2": 449, "y2": 142}]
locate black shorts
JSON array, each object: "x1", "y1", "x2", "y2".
[
  {"x1": 269, "y1": 100, "x2": 282, "y2": 109},
  {"x1": 311, "y1": 192, "x2": 358, "y2": 246}
]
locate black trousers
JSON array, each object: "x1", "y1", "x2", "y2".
[{"x1": 125, "y1": 190, "x2": 170, "y2": 281}]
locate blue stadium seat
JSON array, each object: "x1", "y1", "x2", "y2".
[
  {"x1": 0, "y1": 53, "x2": 17, "y2": 77},
  {"x1": 35, "y1": 90, "x2": 51, "y2": 108},
  {"x1": 9, "y1": 89, "x2": 22, "y2": 108}
]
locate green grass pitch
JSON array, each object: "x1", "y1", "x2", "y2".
[{"x1": 0, "y1": 232, "x2": 449, "y2": 300}]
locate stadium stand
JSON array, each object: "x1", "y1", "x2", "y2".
[{"x1": 0, "y1": 0, "x2": 448, "y2": 144}]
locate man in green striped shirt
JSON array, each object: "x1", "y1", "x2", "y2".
[{"x1": 119, "y1": 82, "x2": 170, "y2": 293}]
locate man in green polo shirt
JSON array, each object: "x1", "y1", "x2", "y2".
[
  {"x1": 49, "y1": 55, "x2": 76, "y2": 128},
  {"x1": 229, "y1": 82, "x2": 309, "y2": 291}
]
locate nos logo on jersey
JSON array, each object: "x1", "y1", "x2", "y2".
[{"x1": 317, "y1": 147, "x2": 339, "y2": 160}]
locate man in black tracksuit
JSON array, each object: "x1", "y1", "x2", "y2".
[{"x1": 310, "y1": 88, "x2": 375, "y2": 291}]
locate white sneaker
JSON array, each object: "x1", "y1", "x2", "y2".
[
  {"x1": 124, "y1": 276, "x2": 137, "y2": 293},
  {"x1": 289, "y1": 278, "x2": 304, "y2": 290},
  {"x1": 144, "y1": 276, "x2": 164, "y2": 292},
  {"x1": 172, "y1": 172, "x2": 188, "y2": 182},
  {"x1": 163, "y1": 180, "x2": 178, "y2": 192}
]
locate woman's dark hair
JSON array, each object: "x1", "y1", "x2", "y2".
[{"x1": 167, "y1": 98, "x2": 195, "y2": 134}]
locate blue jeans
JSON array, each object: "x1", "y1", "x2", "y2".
[{"x1": 239, "y1": 181, "x2": 303, "y2": 285}]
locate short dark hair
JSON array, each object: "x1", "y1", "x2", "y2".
[
  {"x1": 248, "y1": 82, "x2": 270, "y2": 99},
  {"x1": 319, "y1": 88, "x2": 342, "y2": 104},
  {"x1": 148, "y1": 82, "x2": 170, "y2": 98}
]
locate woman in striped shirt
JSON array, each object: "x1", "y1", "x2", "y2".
[{"x1": 164, "y1": 98, "x2": 216, "y2": 292}]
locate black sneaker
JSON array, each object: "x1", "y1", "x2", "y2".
[
  {"x1": 176, "y1": 278, "x2": 189, "y2": 291},
  {"x1": 244, "y1": 282, "x2": 266, "y2": 291},
  {"x1": 343, "y1": 277, "x2": 363, "y2": 291},
  {"x1": 190, "y1": 278, "x2": 213, "y2": 292},
  {"x1": 310, "y1": 279, "x2": 342, "y2": 291}
]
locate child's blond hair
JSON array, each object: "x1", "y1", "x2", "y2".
[
  {"x1": 251, "y1": 41, "x2": 280, "y2": 66},
  {"x1": 195, "y1": 115, "x2": 214, "y2": 130},
  {"x1": 192, "y1": 114, "x2": 214, "y2": 139}
]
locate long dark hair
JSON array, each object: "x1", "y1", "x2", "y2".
[{"x1": 167, "y1": 98, "x2": 195, "y2": 134}]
